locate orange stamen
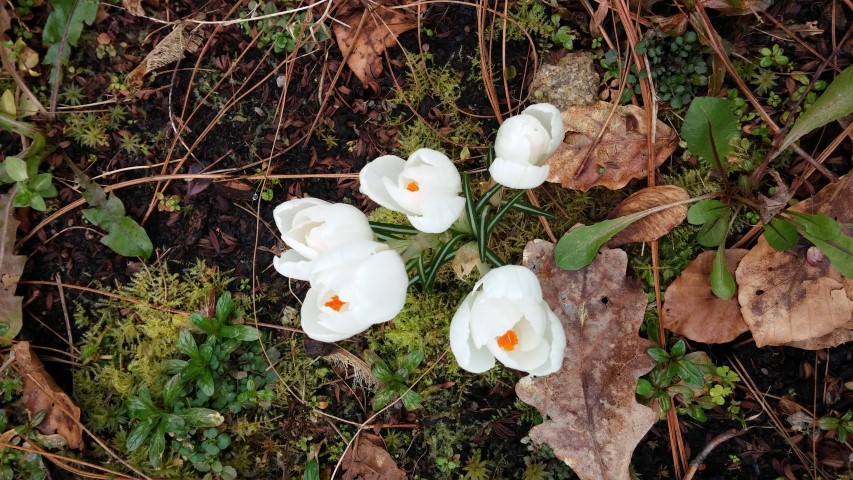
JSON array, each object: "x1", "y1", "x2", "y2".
[
  {"x1": 406, "y1": 181, "x2": 419, "y2": 192},
  {"x1": 497, "y1": 329, "x2": 519, "y2": 352},
  {"x1": 324, "y1": 295, "x2": 347, "y2": 312}
]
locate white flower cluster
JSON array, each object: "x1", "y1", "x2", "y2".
[{"x1": 272, "y1": 103, "x2": 566, "y2": 376}]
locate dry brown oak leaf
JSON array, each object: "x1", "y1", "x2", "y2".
[
  {"x1": 606, "y1": 185, "x2": 690, "y2": 247},
  {"x1": 663, "y1": 249, "x2": 750, "y2": 344},
  {"x1": 546, "y1": 102, "x2": 678, "y2": 191},
  {"x1": 0, "y1": 192, "x2": 25, "y2": 342},
  {"x1": 736, "y1": 172, "x2": 853, "y2": 349},
  {"x1": 13, "y1": 341, "x2": 84, "y2": 449},
  {"x1": 517, "y1": 240, "x2": 657, "y2": 480},
  {"x1": 341, "y1": 433, "x2": 406, "y2": 480},
  {"x1": 332, "y1": 1, "x2": 417, "y2": 90}
]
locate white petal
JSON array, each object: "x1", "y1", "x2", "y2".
[
  {"x1": 478, "y1": 265, "x2": 543, "y2": 302},
  {"x1": 488, "y1": 157, "x2": 550, "y2": 190},
  {"x1": 272, "y1": 249, "x2": 311, "y2": 281},
  {"x1": 360, "y1": 155, "x2": 407, "y2": 211},
  {"x1": 407, "y1": 195, "x2": 466, "y2": 233},
  {"x1": 383, "y1": 177, "x2": 422, "y2": 215},
  {"x1": 525, "y1": 309, "x2": 566, "y2": 376},
  {"x1": 491, "y1": 335, "x2": 550, "y2": 373},
  {"x1": 494, "y1": 115, "x2": 551, "y2": 166},
  {"x1": 308, "y1": 240, "x2": 385, "y2": 281},
  {"x1": 273, "y1": 197, "x2": 329, "y2": 238},
  {"x1": 348, "y1": 250, "x2": 409, "y2": 323},
  {"x1": 450, "y1": 294, "x2": 496, "y2": 373},
  {"x1": 314, "y1": 203, "x2": 374, "y2": 245},
  {"x1": 522, "y1": 103, "x2": 564, "y2": 156},
  {"x1": 408, "y1": 148, "x2": 462, "y2": 191},
  {"x1": 468, "y1": 297, "x2": 522, "y2": 348},
  {"x1": 300, "y1": 288, "x2": 367, "y2": 342}
]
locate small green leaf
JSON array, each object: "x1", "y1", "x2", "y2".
[
  {"x1": 697, "y1": 209, "x2": 731, "y2": 247},
  {"x1": 399, "y1": 350, "x2": 424, "y2": 375},
  {"x1": 214, "y1": 292, "x2": 233, "y2": 322},
  {"x1": 199, "y1": 372, "x2": 215, "y2": 397},
  {"x1": 555, "y1": 213, "x2": 647, "y2": 270},
  {"x1": 190, "y1": 312, "x2": 218, "y2": 335},
  {"x1": 710, "y1": 246, "x2": 736, "y2": 300},
  {"x1": 675, "y1": 360, "x2": 705, "y2": 388},
  {"x1": 28, "y1": 193, "x2": 46, "y2": 212},
  {"x1": 161, "y1": 374, "x2": 182, "y2": 409},
  {"x1": 789, "y1": 212, "x2": 841, "y2": 240},
  {"x1": 221, "y1": 325, "x2": 259, "y2": 342},
  {"x1": 401, "y1": 390, "x2": 423, "y2": 410},
  {"x1": 3, "y1": 157, "x2": 28, "y2": 182},
  {"x1": 30, "y1": 173, "x2": 53, "y2": 193},
  {"x1": 126, "y1": 418, "x2": 156, "y2": 452},
  {"x1": 682, "y1": 97, "x2": 738, "y2": 164},
  {"x1": 181, "y1": 408, "x2": 224, "y2": 428},
  {"x1": 148, "y1": 421, "x2": 167, "y2": 468},
  {"x1": 371, "y1": 389, "x2": 394, "y2": 410},
  {"x1": 817, "y1": 416, "x2": 839, "y2": 431},
  {"x1": 303, "y1": 459, "x2": 320, "y2": 480},
  {"x1": 687, "y1": 199, "x2": 728, "y2": 225},
  {"x1": 177, "y1": 329, "x2": 198, "y2": 357},
  {"x1": 781, "y1": 66, "x2": 853, "y2": 152},
  {"x1": 99, "y1": 215, "x2": 154, "y2": 258},
  {"x1": 127, "y1": 386, "x2": 158, "y2": 419},
  {"x1": 636, "y1": 378, "x2": 653, "y2": 395},
  {"x1": 670, "y1": 339, "x2": 686, "y2": 358},
  {"x1": 763, "y1": 218, "x2": 798, "y2": 250},
  {"x1": 647, "y1": 347, "x2": 669, "y2": 363},
  {"x1": 372, "y1": 363, "x2": 394, "y2": 383}
]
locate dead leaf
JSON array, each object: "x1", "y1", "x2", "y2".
[
  {"x1": 701, "y1": 0, "x2": 770, "y2": 15},
  {"x1": 332, "y1": 1, "x2": 417, "y2": 89},
  {"x1": 546, "y1": 102, "x2": 678, "y2": 191},
  {"x1": 736, "y1": 173, "x2": 853, "y2": 348},
  {"x1": 0, "y1": 192, "x2": 25, "y2": 343},
  {"x1": 341, "y1": 433, "x2": 406, "y2": 480},
  {"x1": 663, "y1": 249, "x2": 750, "y2": 343},
  {"x1": 126, "y1": 21, "x2": 204, "y2": 93},
  {"x1": 758, "y1": 170, "x2": 790, "y2": 223},
  {"x1": 606, "y1": 185, "x2": 689, "y2": 247},
  {"x1": 121, "y1": 0, "x2": 145, "y2": 16},
  {"x1": 13, "y1": 342, "x2": 84, "y2": 449},
  {"x1": 517, "y1": 240, "x2": 656, "y2": 480}
]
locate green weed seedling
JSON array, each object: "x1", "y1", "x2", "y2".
[
  {"x1": 369, "y1": 349, "x2": 425, "y2": 411},
  {"x1": 817, "y1": 410, "x2": 852, "y2": 443},
  {"x1": 0, "y1": 133, "x2": 58, "y2": 211},
  {"x1": 125, "y1": 382, "x2": 225, "y2": 469},
  {"x1": 636, "y1": 339, "x2": 739, "y2": 421}
]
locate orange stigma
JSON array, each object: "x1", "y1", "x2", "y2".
[
  {"x1": 406, "y1": 181, "x2": 419, "y2": 192},
  {"x1": 496, "y1": 329, "x2": 519, "y2": 352},
  {"x1": 324, "y1": 295, "x2": 347, "y2": 312}
]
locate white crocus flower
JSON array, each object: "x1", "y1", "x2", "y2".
[
  {"x1": 450, "y1": 265, "x2": 565, "y2": 375},
  {"x1": 489, "y1": 103, "x2": 564, "y2": 189},
  {"x1": 359, "y1": 148, "x2": 465, "y2": 233},
  {"x1": 301, "y1": 240, "x2": 408, "y2": 342},
  {"x1": 272, "y1": 198, "x2": 374, "y2": 281}
]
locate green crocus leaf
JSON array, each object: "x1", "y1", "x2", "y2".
[
  {"x1": 763, "y1": 218, "x2": 799, "y2": 250},
  {"x1": 710, "y1": 246, "x2": 736, "y2": 300}
]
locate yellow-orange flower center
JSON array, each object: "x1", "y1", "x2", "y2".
[
  {"x1": 324, "y1": 295, "x2": 347, "y2": 312},
  {"x1": 496, "y1": 329, "x2": 519, "y2": 352},
  {"x1": 406, "y1": 181, "x2": 420, "y2": 192}
]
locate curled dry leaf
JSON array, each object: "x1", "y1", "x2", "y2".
[
  {"x1": 606, "y1": 185, "x2": 690, "y2": 247},
  {"x1": 546, "y1": 102, "x2": 678, "y2": 191},
  {"x1": 13, "y1": 342, "x2": 84, "y2": 449},
  {"x1": 736, "y1": 173, "x2": 853, "y2": 348},
  {"x1": 0, "y1": 192, "x2": 25, "y2": 343},
  {"x1": 758, "y1": 170, "x2": 790, "y2": 223},
  {"x1": 701, "y1": 0, "x2": 771, "y2": 15},
  {"x1": 126, "y1": 20, "x2": 204, "y2": 93},
  {"x1": 517, "y1": 241, "x2": 656, "y2": 480},
  {"x1": 332, "y1": 1, "x2": 417, "y2": 90},
  {"x1": 341, "y1": 433, "x2": 406, "y2": 480},
  {"x1": 663, "y1": 249, "x2": 750, "y2": 343},
  {"x1": 121, "y1": 0, "x2": 145, "y2": 16}
]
